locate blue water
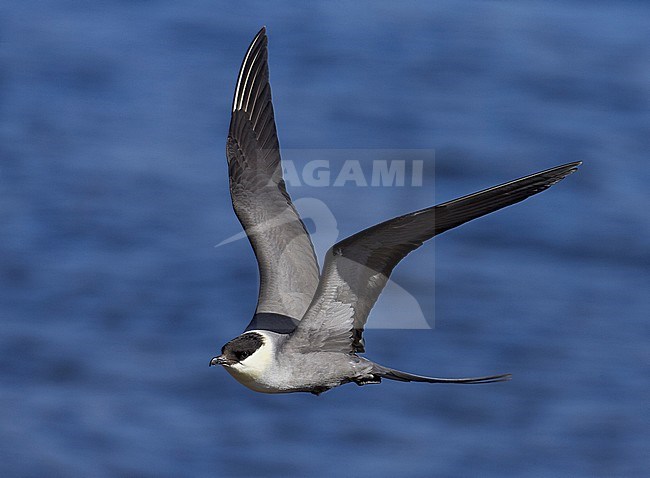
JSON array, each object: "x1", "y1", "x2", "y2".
[{"x1": 1, "y1": 1, "x2": 649, "y2": 476}]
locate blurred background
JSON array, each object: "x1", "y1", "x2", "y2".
[{"x1": 1, "y1": 1, "x2": 648, "y2": 476}]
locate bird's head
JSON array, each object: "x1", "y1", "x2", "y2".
[{"x1": 210, "y1": 331, "x2": 267, "y2": 369}]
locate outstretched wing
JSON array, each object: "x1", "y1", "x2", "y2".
[
  {"x1": 227, "y1": 27, "x2": 319, "y2": 324},
  {"x1": 284, "y1": 162, "x2": 581, "y2": 353}
]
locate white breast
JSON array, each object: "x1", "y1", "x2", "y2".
[{"x1": 223, "y1": 331, "x2": 281, "y2": 393}]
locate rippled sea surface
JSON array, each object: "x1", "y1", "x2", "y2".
[{"x1": 1, "y1": 1, "x2": 649, "y2": 476}]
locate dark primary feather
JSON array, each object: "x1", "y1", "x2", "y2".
[
  {"x1": 285, "y1": 162, "x2": 581, "y2": 354},
  {"x1": 429, "y1": 161, "x2": 581, "y2": 236},
  {"x1": 227, "y1": 27, "x2": 320, "y2": 322}
]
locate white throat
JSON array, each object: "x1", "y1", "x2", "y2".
[{"x1": 223, "y1": 331, "x2": 276, "y2": 392}]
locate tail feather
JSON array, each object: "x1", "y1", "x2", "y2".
[{"x1": 371, "y1": 363, "x2": 511, "y2": 384}]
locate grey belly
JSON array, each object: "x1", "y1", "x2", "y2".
[{"x1": 273, "y1": 353, "x2": 371, "y2": 392}]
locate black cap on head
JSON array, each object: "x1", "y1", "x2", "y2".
[{"x1": 221, "y1": 333, "x2": 265, "y2": 363}]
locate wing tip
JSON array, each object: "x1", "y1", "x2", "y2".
[
  {"x1": 232, "y1": 27, "x2": 270, "y2": 113},
  {"x1": 566, "y1": 160, "x2": 582, "y2": 176},
  {"x1": 547, "y1": 160, "x2": 582, "y2": 179},
  {"x1": 252, "y1": 26, "x2": 267, "y2": 44},
  {"x1": 251, "y1": 26, "x2": 267, "y2": 44},
  {"x1": 540, "y1": 161, "x2": 582, "y2": 189}
]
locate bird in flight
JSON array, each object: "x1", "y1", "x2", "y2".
[{"x1": 210, "y1": 27, "x2": 580, "y2": 395}]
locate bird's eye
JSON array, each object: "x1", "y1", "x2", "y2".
[{"x1": 236, "y1": 351, "x2": 251, "y2": 361}]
